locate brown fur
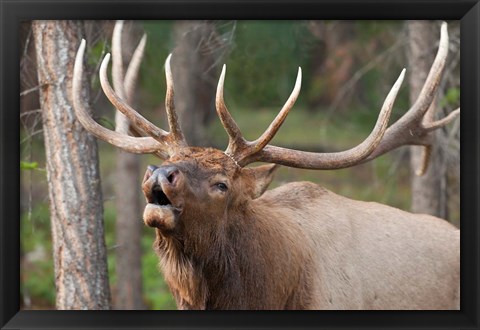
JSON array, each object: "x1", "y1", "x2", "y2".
[{"x1": 142, "y1": 148, "x2": 459, "y2": 310}]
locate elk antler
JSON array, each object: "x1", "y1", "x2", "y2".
[
  {"x1": 217, "y1": 65, "x2": 404, "y2": 169},
  {"x1": 216, "y1": 22, "x2": 459, "y2": 170},
  {"x1": 72, "y1": 22, "x2": 187, "y2": 159},
  {"x1": 111, "y1": 20, "x2": 175, "y2": 160},
  {"x1": 362, "y1": 22, "x2": 459, "y2": 174},
  {"x1": 72, "y1": 39, "x2": 167, "y2": 156},
  {"x1": 112, "y1": 20, "x2": 149, "y2": 139}
]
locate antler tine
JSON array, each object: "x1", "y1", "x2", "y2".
[
  {"x1": 99, "y1": 53, "x2": 172, "y2": 144},
  {"x1": 398, "y1": 21, "x2": 449, "y2": 126},
  {"x1": 114, "y1": 22, "x2": 167, "y2": 157},
  {"x1": 112, "y1": 20, "x2": 130, "y2": 135},
  {"x1": 252, "y1": 67, "x2": 302, "y2": 153},
  {"x1": 424, "y1": 107, "x2": 460, "y2": 131},
  {"x1": 72, "y1": 39, "x2": 168, "y2": 157},
  {"x1": 124, "y1": 33, "x2": 147, "y2": 104},
  {"x1": 215, "y1": 64, "x2": 247, "y2": 156},
  {"x1": 164, "y1": 54, "x2": 187, "y2": 146},
  {"x1": 112, "y1": 20, "x2": 126, "y2": 99},
  {"x1": 112, "y1": 21, "x2": 170, "y2": 157}
]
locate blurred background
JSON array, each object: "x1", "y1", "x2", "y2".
[{"x1": 20, "y1": 20, "x2": 460, "y2": 310}]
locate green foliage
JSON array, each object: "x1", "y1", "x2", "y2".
[
  {"x1": 21, "y1": 203, "x2": 56, "y2": 308},
  {"x1": 87, "y1": 40, "x2": 108, "y2": 91},
  {"x1": 225, "y1": 21, "x2": 315, "y2": 108},
  {"x1": 356, "y1": 20, "x2": 402, "y2": 42},
  {"x1": 103, "y1": 202, "x2": 117, "y2": 287},
  {"x1": 132, "y1": 20, "x2": 409, "y2": 122},
  {"x1": 88, "y1": 40, "x2": 108, "y2": 65},
  {"x1": 97, "y1": 117, "x2": 115, "y2": 130},
  {"x1": 142, "y1": 234, "x2": 176, "y2": 309},
  {"x1": 139, "y1": 21, "x2": 173, "y2": 110},
  {"x1": 20, "y1": 161, "x2": 39, "y2": 170},
  {"x1": 441, "y1": 87, "x2": 460, "y2": 108}
]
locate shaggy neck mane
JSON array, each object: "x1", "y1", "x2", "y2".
[{"x1": 154, "y1": 203, "x2": 266, "y2": 309}]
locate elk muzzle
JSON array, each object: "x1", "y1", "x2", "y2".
[{"x1": 142, "y1": 165, "x2": 183, "y2": 231}]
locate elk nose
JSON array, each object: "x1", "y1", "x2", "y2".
[
  {"x1": 147, "y1": 165, "x2": 158, "y2": 173},
  {"x1": 157, "y1": 166, "x2": 180, "y2": 185},
  {"x1": 143, "y1": 165, "x2": 158, "y2": 184}
]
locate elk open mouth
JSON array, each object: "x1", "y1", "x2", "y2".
[
  {"x1": 152, "y1": 185, "x2": 173, "y2": 207},
  {"x1": 144, "y1": 184, "x2": 182, "y2": 230}
]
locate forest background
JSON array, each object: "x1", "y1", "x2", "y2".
[{"x1": 19, "y1": 20, "x2": 460, "y2": 310}]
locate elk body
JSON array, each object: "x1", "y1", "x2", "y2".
[{"x1": 72, "y1": 21, "x2": 460, "y2": 310}]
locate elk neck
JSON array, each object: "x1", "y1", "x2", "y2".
[{"x1": 153, "y1": 199, "x2": 288, "y2": 309}]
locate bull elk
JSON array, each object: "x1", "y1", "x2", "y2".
[{"x1": 72, "y1": 21, "x2": 460, "y2": 310}]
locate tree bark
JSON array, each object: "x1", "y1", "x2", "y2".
[
  {"x1": 172, "y1": 21, "x2": 219, "y2": 146},
  {"x1": 407, "y1": 21, "x2": 447, "y2": 218},
  {"x1": 32, "y1": 20, "x2": 111, "y2": 309}
]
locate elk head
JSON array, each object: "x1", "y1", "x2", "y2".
[
  {"x1": 140, "y1": 147, "x2": 278, "y2": 238},
  {"x1": 72, "y1": 22, "x2": 459, "y2": 240}
]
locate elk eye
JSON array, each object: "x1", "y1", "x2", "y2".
[{"x1": 214, "y1": 182, "x2": 228, "y2": 192}]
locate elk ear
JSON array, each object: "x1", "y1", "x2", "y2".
[{"x1": 242, "y1": 164, "x2": 279, "y2": 199}]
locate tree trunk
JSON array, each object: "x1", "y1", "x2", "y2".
[
  {"x1": 114, "y1": 151, "x2": 145, "y2": 309},
  {"x1": 111, "y1": 21, "x2": 146, "y2": 310},
  {"x1": 172, "y1": 21, "x2": 219, "y2": 146},
  {"x1": 407, "y1": 21, "x2": 447, "y2": 218},
  {"x1": 32, "y1": 20, "x2": 111, "y2": 309}
]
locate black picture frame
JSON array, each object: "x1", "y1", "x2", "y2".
[{"x1": 2, "y1": 0, "x2": 479, "y2": 329}]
